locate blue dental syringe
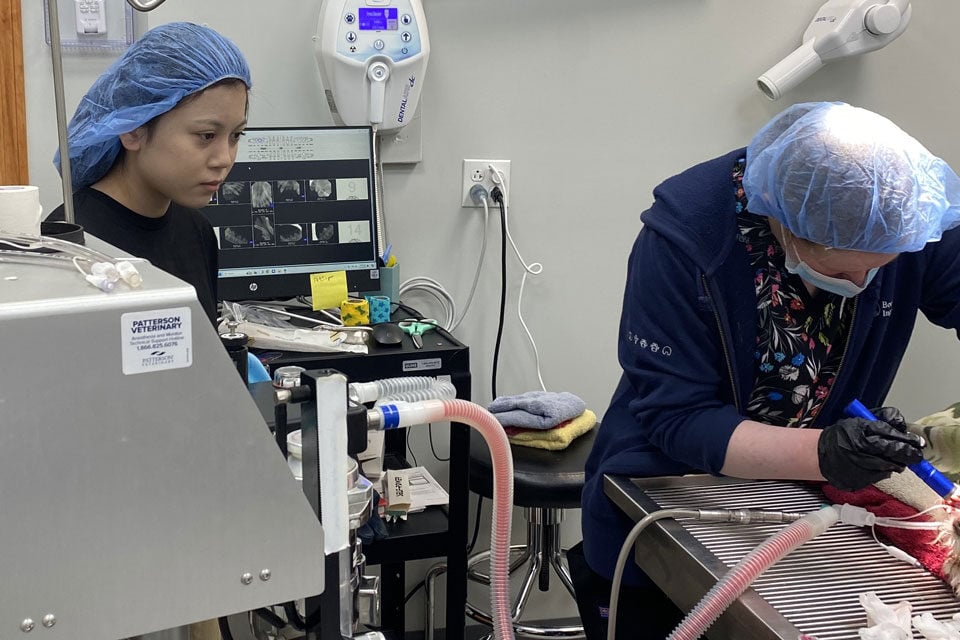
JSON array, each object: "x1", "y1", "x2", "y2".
[{"x1": 845, "y1": 399, "x2": 960, "y2": 502}]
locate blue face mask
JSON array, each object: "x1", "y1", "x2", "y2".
[{"x1": 783, "y1": 238, "x2": 879, "y2": 298}]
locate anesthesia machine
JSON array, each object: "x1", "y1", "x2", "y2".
[
  {"x1": 0, "y1": 234, "x2": 326, "y2": 639},
  {"x1": 0, "y1": 230, "x2": 518, "y2": 640}
]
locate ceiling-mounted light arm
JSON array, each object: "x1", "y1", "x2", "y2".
[
  {"x1": 757, "y1": 0, "x2": 911, "y2": 100},
  {"x1": 125, "y1": 0, "x2": 168, "y2": 12}
]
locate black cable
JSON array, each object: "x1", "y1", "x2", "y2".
[
  {"x1": 404, "y1": 579, "x2": 426, "y2": 605},
  {"x1": 274, "y1": 401, "x2": 288, "y2": 457},
  {"x1": 428, "y1": 423, "x2": 450, "y2": 462},
  {"x1": 283, "y1": 601, "x2": 306, "y2": 631},
  {"x1": 391, "y1": 301, "x2": 461, "y2": 346},
  {"x1": 393, "y1": 301, "x2": 425, "y2": 318},
  {"x1": 254, "y1": 607, "x2": 288, "y2": 629},
  {"x1": 466, "y1": 493, "x2": 484, "y2": 554},
  {"x1": 406, "y1": 426, "x2": 418, "y2": 466},
  {"x1": 302, "y1": 610, "x2": 323, "y2": 633},
  {"x1": 218, "y1": 617, "x2": 235, "y2": 640},
  {"x1": 491, "y1": 187, "x2": 507, "y2": 399}
]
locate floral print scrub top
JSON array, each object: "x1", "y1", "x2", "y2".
[{"x1": 733, "y1": 158, "x2": 851, "y2": 428}]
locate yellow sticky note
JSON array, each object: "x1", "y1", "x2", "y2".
[{"x1": 310, "y1": 271, "x2": 349, "y2": 310}]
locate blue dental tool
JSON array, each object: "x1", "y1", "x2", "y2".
[{"x1": 845, "y1": 399, "x2": 960, "y2": 501}]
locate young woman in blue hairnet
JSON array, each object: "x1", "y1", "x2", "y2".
[
  {"x1": 48, "y1": 22, "x2": 252, "y2": 326},
  {"x1": 572, "y1": 102, "x2": 960, "y2": 639}
]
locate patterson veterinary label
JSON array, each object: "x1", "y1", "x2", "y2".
[{"x1": 121, "y1": 307, "x2": 193, "y2": 375}]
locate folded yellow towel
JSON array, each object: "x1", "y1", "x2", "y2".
[{"x1": 507, "y1": 410, "x2": 597, "y2": 450}]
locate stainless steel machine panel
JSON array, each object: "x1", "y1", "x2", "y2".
[
  {"x1": 606, "y1": 475, "x2": 960, "y2": 639},
  {"x1": 0, "y1": 239, "x2": 324, "y2": 639}
]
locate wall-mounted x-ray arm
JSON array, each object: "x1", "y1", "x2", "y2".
[{"x1": 757, "y1": 0, "x2": 911, "y2": 100}]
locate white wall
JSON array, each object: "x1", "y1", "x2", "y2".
[{"x1": 21, "y1": 0, "x2": 960, "y2": 631}]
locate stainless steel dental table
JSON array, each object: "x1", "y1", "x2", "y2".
[{"x1": 604, "y1": 475, "x2": 960, "y2": 639}]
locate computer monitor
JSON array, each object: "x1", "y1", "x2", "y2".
[{"x1": 202, "y1": 126, "x2": 381, "y2": 302}]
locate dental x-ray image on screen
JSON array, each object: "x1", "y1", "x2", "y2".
[
  {"x1": 250, "y1": 181, "x2": 274, "y2": 210},
  {"x1": 277, "y1": 180, "x2": 305, "y2": 203},
  {"x1": 252, "y1": 215, "x2": 275, "y2": 246},
  {"x1": 219, "y1": 181, "x2": 249, "y2": 204},
  {"x1": 308, "y1": 178, "x2": 335, "y2": 200},
  {"x1": 201, "y1": 126, "x2": 380, "y2": 301}
]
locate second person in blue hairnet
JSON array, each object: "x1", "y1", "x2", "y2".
[
  {"x1": 48, "y1": 21, "x2": 252, "y2": 326},
  {"x1": 573, "y1": 101, "x2": 960, "y2": 639}
]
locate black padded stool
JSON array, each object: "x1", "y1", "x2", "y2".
[{"x1": 462, "y1": 426, "x2": 598, "y2": 638}]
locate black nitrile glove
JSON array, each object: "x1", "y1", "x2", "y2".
[
  {"x1": 872, "y1": 406, "x2": 907, "y2": 432},
  {"x1": 818, "y1": 417, "x2": 924, "y2": 491}
]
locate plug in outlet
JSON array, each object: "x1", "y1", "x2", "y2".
[{"x1": 461, "y1": 159, "x2": 510, "y2": 207}]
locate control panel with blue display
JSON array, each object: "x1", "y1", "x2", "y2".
[
  {"x1": 337, "y1": 0, "x2": 423, "y2": 63},
  {"x1": 359, "y1": 7, "x2": 397, "y2": 30}
]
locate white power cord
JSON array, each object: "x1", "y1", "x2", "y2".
[
  {"x1": 489, "y1": 164, "x2": 547, "y2": 391},
  {"x1": 398, "y1": 276, "x2": 457, "y2": 329},
  {"x1": 450, "y1": 190, "x2": 491, "y2": 332},
  {"x1": 398, "y1": 187, "x2": 491, "y2": 332}
]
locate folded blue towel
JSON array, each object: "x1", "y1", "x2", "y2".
[{"x1": 488, "y1": 391, "x2": 587, "y2": 429}]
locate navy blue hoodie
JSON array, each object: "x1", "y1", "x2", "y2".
[{"x1": 582, "y1": 148, "x2": 960, "y2": 583}]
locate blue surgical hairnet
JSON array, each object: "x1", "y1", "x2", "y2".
[
  {"x1": 54, "y1": 22, "x2": 252, "y2": 189},
  {"x1": 743, "y1": 102, "x2": 960, "y2": 253}
]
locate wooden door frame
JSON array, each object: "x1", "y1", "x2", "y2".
[{"x1": 0, "y1": 0, "x2": 28, "y2": 184}]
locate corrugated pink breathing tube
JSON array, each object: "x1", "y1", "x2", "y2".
[
  {"x1": 374, "y1": 398, "x2": 516, "y2": 640},
  {"x1": 667, "y1": 506, "x2": 839, "y2": 640}
]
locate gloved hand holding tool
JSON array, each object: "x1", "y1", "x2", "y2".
[
  {"x1": 841, "y1": 399, "x2": 960, "y2": 501},
  {"x1": 818, "y1": 404, "x2": 924, "y2": 491}
]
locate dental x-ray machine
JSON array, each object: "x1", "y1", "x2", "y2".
[
  {"x1": 315, "y1": 0, "x2": 430, "y2": 130},
  {"x1": 757, "y1": 0, "x2": 911, "y2": 100}
]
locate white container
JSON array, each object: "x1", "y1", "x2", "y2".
[{"x1": 287, "y1": 430, "x2": 303, "y2": 481}]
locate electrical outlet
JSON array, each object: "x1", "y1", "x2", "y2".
[
  {"x1": 75, "y1": 0, "x2": 107, "y2": 35},
  {"x1": 461, "y1": 159, "x2": 510, "y2": 208}
]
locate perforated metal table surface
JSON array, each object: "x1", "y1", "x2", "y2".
[{"x1": 605, "y1": 475, "x2": 960, "y2": 639}]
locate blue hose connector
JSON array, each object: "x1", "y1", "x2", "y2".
[
  {"x1": 379, "y1": 404, "x2": 402, "y2": 430},
  {"x1": 844, "y1": 399, "x2": 957, "y2": 499}
]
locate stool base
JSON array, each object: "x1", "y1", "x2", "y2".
[{"x1": 426, "y1": 507, "x2": 585, "y2": 639}]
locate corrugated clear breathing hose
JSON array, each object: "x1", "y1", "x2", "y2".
[
  {"x1": 349, "y1": 376, "x2": 441, "y2": 405},
  {"x1": 376, "y1": 380, "x2": 457, "y2": 405},
  {"x1": 666, "y1": 505, "x2": 839, "y2": 640},
  {"x1": 374, "y1": 399, "x2": 515, "y2": 640}
]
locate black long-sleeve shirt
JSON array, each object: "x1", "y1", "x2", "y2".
[{"x1": 49, "y1": 187, "x2": 219, "y2": 325}]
